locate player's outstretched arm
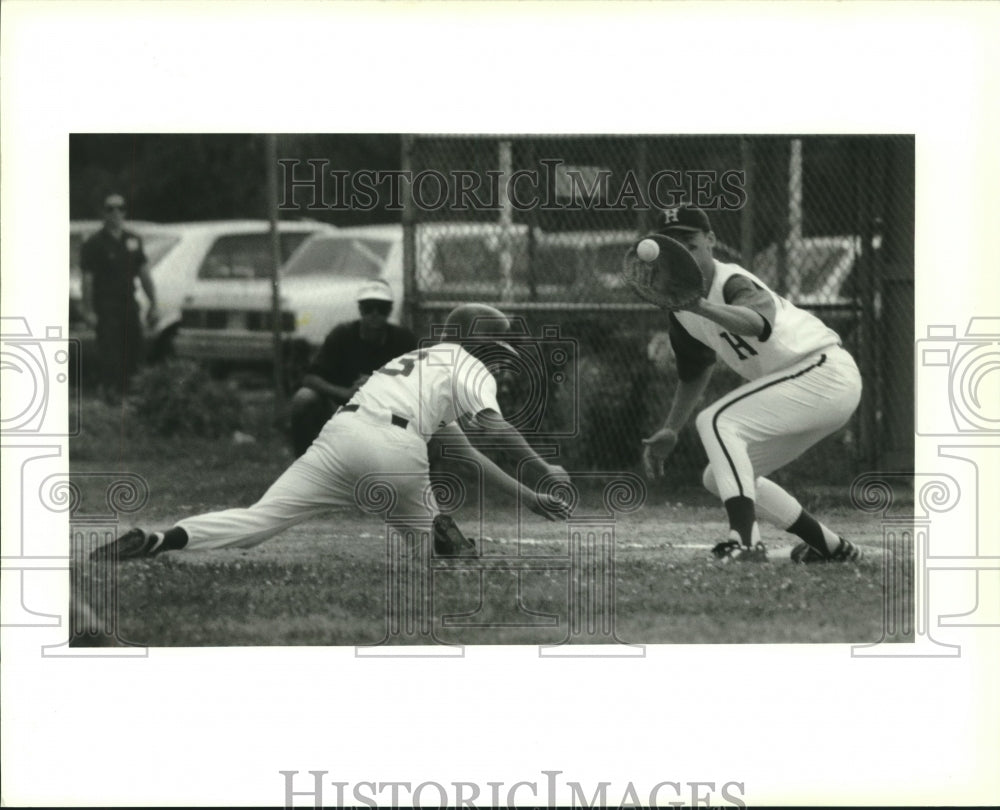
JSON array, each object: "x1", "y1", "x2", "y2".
[
  {"x1": 469, "y1": 409, "x2": 569, "y2": 487},
  {"x1": 433, "y1": 423, "x2": 569, "y2": 520},
  {"x1": 684, "y1": 298, "x2": 765, "y2": 337},
  {"x1": 682, "y1": 277, "x2": 774, "y2": 338}
]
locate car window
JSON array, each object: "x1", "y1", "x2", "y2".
[
  {"x1": 282, "y1": 237, "x2": 393, "y2": 278},
  {"x1": 197, "y1": 231, "x2": 314, "y2": 280},
  {"x1": 533, "y1": 240, "x2": 629, "y2": 286},
  {"x1": 428, "y1": 234, "x2": 529, "y2": 283}
]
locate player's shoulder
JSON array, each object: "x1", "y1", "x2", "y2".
[
  {"x1": 715, "y1": 260, "x2": 761, "y2": 283},
  {"x1": 431, "y1": 341, "x2": 485, "y2": 371},
  {"x1": 428, "y1": 340, "x2": 469, "y2": 361},
  {"x1": 716, "y1": 261, "x2": 769, "y2": 296}
]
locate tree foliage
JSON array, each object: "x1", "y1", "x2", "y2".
[{"x1": 69, "y1": 134, "x2": 402, "y2": 226}]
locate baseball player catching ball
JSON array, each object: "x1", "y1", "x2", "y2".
[
  {"x1": 641, "y1": 205, "x2": 863, "y2": 563},
  {"x1": 92, "y1": 304, "x2": 570, "y2": 561}
]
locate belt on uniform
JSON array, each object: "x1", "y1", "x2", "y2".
[{"x1": 340, "y1": 403, "x2": 410, "y2": 430}]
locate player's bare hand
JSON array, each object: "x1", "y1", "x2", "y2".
[
  {"x1": 641, "y1": 428, "x2": 679, "y2": 479},
  {"x1": 145, "y1": 304, "x2": 160, "y2": 330},
  {"x1": 530, "y1": 491, "x2": 572, "y2": 521},
  {"x1": 350, "y1": 374, "x2": 371, "y2": 394}
]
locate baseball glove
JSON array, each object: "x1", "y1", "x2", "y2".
[{"x1": 621, "y1": 234, "x2": 704, "y2": 311}]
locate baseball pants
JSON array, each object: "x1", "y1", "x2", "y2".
[
  {"x1": 176, "y1": 411, "x2": 438, "y2": 550},
  {"x1": 695, "y1": 346, "x2": 862, "y2": 506},
  {"x1": 288, "y1": 387, "x2": 337, "y2": 457},
  {"x1": 95, "y1": 307, "x2": 143, "y2": 394}
]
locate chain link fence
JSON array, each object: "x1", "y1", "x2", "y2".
[{"x1": 402, "y1": 135, "x2": 914, "y2": 485}]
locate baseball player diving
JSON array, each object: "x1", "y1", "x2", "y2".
[
  {"x1": 641, "y1": 205, "x2": 863, "y2": 563},
  {"x1": 91, "y1": 304, "x2": 570, "y2": 561}
]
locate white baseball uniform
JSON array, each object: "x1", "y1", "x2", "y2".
[
  {"x1": 177, "y1": 343, "x2": 500, "y2": 549},
  {"x1": 671, "y1": 259, "x2": 862, "y2": 506}
]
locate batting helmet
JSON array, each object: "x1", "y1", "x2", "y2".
[{"x1": 443, "y1": 303, "x2": 517, "y2": 357}]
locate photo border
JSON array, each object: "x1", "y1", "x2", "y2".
[{"x1": 2, "y1": 1, "x2": 998, "y2": 806}]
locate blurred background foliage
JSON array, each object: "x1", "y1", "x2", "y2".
[{"x1": 70, "y1": 134, "x2": 401, "y2": 226}]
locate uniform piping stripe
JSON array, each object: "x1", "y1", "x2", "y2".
[{"x1": 711, "y1": 353, "x2": 828, "y2": 497}]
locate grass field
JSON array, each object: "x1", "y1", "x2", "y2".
[
  {"x1": 70, "y1": 458, "x2": 902, "y2": 648},
  {"x1": 66, "y1": 389, "x2": 908, "y2": 649}
]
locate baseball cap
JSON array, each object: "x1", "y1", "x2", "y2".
[
  {"x1": 103, "y1": 193, "x2": 126, "y2": 209},
  {"x1": 657, "y1": 205, "x2": 712, "y2": 234},
  {"x1": 355, "y1": 279, "x2": 394, "y2": 303}
]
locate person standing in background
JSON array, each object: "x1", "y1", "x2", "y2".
[{"x1": 79, "y1": 192, "x2": 159, "y2": 403}]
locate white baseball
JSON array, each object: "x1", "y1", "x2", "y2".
[{"x1": 636, "y1": 238, "x2": 660, "y2": 262}]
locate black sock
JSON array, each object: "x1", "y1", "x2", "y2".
[
  {"x1": 788, "y1": 510, "x2": 835, "y2": 556},
  {"x1": 162, "y1": 527, "x2": 189, "y2": 550},
  {"x1": 723, "y1": 496, "x2": 757, "y2": 547}
]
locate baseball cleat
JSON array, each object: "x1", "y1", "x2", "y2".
[
  {"x1": 89, "y1": 528, "x2": 166, "y2": 562},
  {"x1": 711, "y1": 539, "x2": 741, "y2": 560},
  {"x1": 432, "y1": 514, "x2": 478, "y2": 557},
  {"x1": 736, "y1": 542, "x2": 769, "y2": 563},
  {"x1": 791, "y1": 537, "x2": 862, "y2": 564},
  {"x1": 712, "y1": 539, "x2": 769, "y2": 563}
]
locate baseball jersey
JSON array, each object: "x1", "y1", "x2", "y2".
[
  {"x1": 672, "y1": 260, "x2": 841, "y2": 381},
  {"x1": 348, "y1": 342, "x2": 502, "y2": 440}
]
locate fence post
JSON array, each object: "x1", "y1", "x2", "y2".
[
  {"x1": 775, "y1": 138, "x2": 790, "y2": 296},
  {"x1": 265, "y1": 133, "x2": 285, "y2": 414},
  {"x1": 739, "y1": 137, "x2": 755, "y2": 269},
  {"x1": 498, "y1": 138, "x2": 515, "y2": 303},
  {"x1": 867, "y1": 139, "x2": 889, "y2": 468},
  {"x1": 786, "y1": 137, "x2": 804, "y2": 299},
  {"x1": 854, "y1": 138, "x2": 884, "y2": 471},
  {"x1": 635, "y1": 137, "x2": 649, "y2": 235},
  {"x1": 524, "y1": 138, "x2": 538, "y2": 301},
  {"x1": 401, "y1": 134, "x2": 416, "y2": 331},
  {"x1": 877, "y1": 137, "x2": 915, "y2": 471}
]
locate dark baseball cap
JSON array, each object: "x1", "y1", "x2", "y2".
[{"x1": 657, "y1": 205, "x2": 712, "y2": 234}]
